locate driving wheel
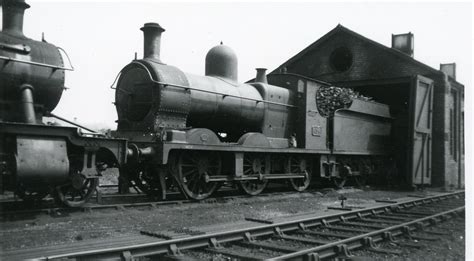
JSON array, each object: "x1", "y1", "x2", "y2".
[
  {"x1": 54, "y1": 172, "x2": 98, "y2": 207},
  {"x1": 177, "y1": 151, "x2": 221, "y2": 200},
  {"x1": 286, "y1": 156, "x2": 311, "y2": 192},
  {"x1": 239, "y1": 154, "x2": 268, "y2": 196}
]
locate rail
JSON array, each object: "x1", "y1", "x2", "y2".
[{"x1": 34, "y1": 191, "x2": 464, "y2": 260}]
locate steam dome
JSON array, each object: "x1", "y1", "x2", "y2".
[{"x1": 205, "y1": 43, "x2": 238, "y2": 81}]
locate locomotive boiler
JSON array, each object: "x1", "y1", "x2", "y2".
[
  {"x1": 0, "y1": 0, "x2": 65, "y2": 123},
  {"x1": 114, "y1": 23, "x2": 394, "y2": 200},
  {"x1": 115, "y1": 23, "x2": 293, "y2": 143},
  {"x1": 0, "y1": 0, "x2": 127, "y2": 206}
]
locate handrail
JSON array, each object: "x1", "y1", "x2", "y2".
[
  {"x1": 0, "y1": 55, "x2": 73, "y2": 71},
  {"x1": 46, "y1": 112, "x2": 99, "y2": 134}
]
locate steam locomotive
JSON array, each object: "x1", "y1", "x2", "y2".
[
  {"x1": 0, "y1": 0, "x2": 127, "y2": 207},
  {"x1": 0, "y1": 0, "x2": 393, "y2": 206},
  {"x1": 113, "y1": 23, "x2": 393, "y2": 200}
]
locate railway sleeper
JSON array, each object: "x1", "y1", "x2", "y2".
[
  {"x1": 375, "y1": 199, "x2": 398, "y2": 203},
  {"x1": 245, "y1": 217, "x2": 274, "y2": 224},
  {"x1": 394, "y1": 241, "x2": 424, "y2": 249},
  {"x1": 359, "y1": 217, "x2": 402, "y2": 224},
  {"x1": 363, "y1": 237, "x2": 402, "y2": 255},
  {"x1": 395, "y1": 210, "x2": 435, "y2": 216},
  {"x1": 276, "y1": 234, "x2": 331, "y2": 245},
  {"x1": 414, "y1": 207, "x2": 449, "y2": 213},
  {"x1": 327, "y1": 206, "x2": 353, "y2": 211},
  {"x1": 205, "y1": 246, "x2": 268, "y2": 260},
  {"x1": 423, "y1": 229, "x2": 450, "y2": 236},
  {"x1": 340, "y1": 221, "x2": 388, "y2": 229},
  {"x1": 235, "y1": 240, "x2": 296, "y2": 253},
  {"x1": 431, "y1": 202, "x2": 463, "y2": 208},
  {"x1": 407, "y1": 194, "x2": 429, "y2": 198},
  {"x1": 325, "y1": 225, "x2": 371, "y2": 233},
  {"x1": 367, "y1": 247, "x2": 402, "y2": 255},
  {"x1": 376, "y1": 214, "x2": 413, "y2": 221},
  {"x1": 294, "y1": 230, "x2": 353, "y2": 239},
  {"x1": 388, "y1": 212, "x2": 428, "y2": 218},
  {"x1": 409, "y1": 234, "x2": 441, "y2": 241}
]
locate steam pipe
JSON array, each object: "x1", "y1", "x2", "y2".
[
  {"x1": 141, "y1": 22, "x2": 165, "y2": 61},
  {"x1": 19, "y1": 84, "x2": 36, "y2": 124},
  {"x1": 2, "y1": 0, "x2": 30, "y2": 36}
]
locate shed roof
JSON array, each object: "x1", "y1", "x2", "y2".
[{"x1": 270, "y1": 24, "x2": 461, "y2": 86}]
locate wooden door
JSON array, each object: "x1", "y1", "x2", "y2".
[{"x1": 409, "y1": 75, "x2": 433, "y2": 185}]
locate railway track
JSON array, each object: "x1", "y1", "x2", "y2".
[
  {"x1": 7, "y1": 190, "x2": 463, "y2": 260},
  {"x1": 0, "y1": 185, "x2": 317, "y2": 219}
]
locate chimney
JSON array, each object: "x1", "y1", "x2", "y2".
[
  {"x1": 2, "y1": 0, "x2": 30, "y2": 37},
  {"x1": 141, "y1": 22, "x2": 165, "y2": 61},
  {"x1": 440, "y1": 63, "x2": 456, "y2": 80},
  {"x1": 255, "y1": 68, "x2": 268, "y2": 83},
  {"x1": 391, "y1": 32, "x2": 414, "y2": 57}
]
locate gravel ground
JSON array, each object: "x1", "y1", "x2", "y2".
[{"x1": 0, "y1": 187, "x2": 465, "y2": 260}]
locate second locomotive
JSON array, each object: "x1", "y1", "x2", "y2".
[{"x1": 113, "y1": 23, "x2": 393, "y2": 200}]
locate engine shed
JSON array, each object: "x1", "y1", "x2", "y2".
[{"x1": 270, "y1": 25, "x2": 464, "y2": 189}]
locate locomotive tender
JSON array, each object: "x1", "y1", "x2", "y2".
[
  {"x1": 114, "y1": 23, "x2": 393, "y2": 200},
  {"x1": 0, "y1": 0, "x2": 127, "y2": 206}
]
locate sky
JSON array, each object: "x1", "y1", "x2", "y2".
[
  {"x1": 3, "y1": 1, "x2": 470, "y2": 130},
  {"x1": 2, "y1": 1, "x2": 473, "y2": 257}
]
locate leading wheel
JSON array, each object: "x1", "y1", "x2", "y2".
[
  {"x1": 239, "y1": 154, "x2": 268, "y2": 196},
  {"x1": 54, "y1": 172, "x2": 98, "y2": 207},
  {"x1": 177, "y1": 151, "x2": 221, "y2": 200},
  {"x1": 128, "y1": 164, "x2": 162, "y2": 196},
  {"x1": 16, "y1": 184, "x2": 48, "y2": 203},
  {"x1": 286, "y1": 156, "x2": 311, "y2": 192}
]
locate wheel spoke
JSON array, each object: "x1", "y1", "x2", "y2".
[
  {"x1": 177, "y1": 151, "x2": 220, "y2": 200},
  {"x1": 239, "y1": 154, "x2": 268, "y2": 196},
  {"x1": 191, "y1": 177, "x2": 200, "y2": 192},
  {"x1": 183, "y1": 169, "x2": 197, "y2": 177},
  {"x1": 287, "y1": 157, "x2": 311, "y2": 192},
  {"x1": 180, "y1": 163, "x2": 197, "y2": 167},
  {"x1": 55, "y1": 177, "x2": 98, "y2": 207}
]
